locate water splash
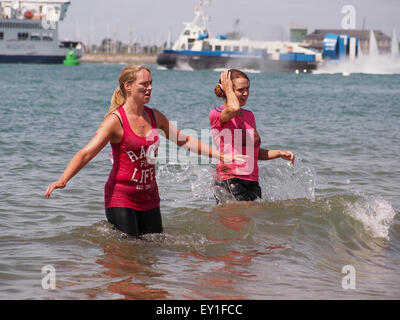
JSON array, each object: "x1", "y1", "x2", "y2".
[
  {"x1": 369, "y1": 30, "x2": 379, "y2": 57},
  {"x1": 259, "y1": 158, "x2": 316, "y2": 202},
  {"x1": 156, "y1": 160, "x2": 316, "y2": 204},
  {"x1": 156, "y1": 163, "x2": 216, "y2": 202},
  {"x1": 392, "y1": 28, "x2": 399, "y2": 57},
  {"x1": 314, "y1": 54, "x2": 400, "y2": 75},
  {"x1": 213, "y1": 68, "x2": 261, "y2": 74},
  {"x1": 174, "y1": 60, "x2": 194, "y2": 71},
  {"x1": 156, "y1": 66, "x2": 168, "y2": 71},
  {"x1": 344, "y1": 195, "x2": 397, "y2": 239},
  {"x1": 189, "y1": 165, "x2": 215, "y2": 199}
]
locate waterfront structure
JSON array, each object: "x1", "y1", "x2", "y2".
[{"x1": 304, "y1": 29, "x2": 392, "y2": 55}]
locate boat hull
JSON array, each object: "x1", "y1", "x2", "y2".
[
  {"x1": 0, "y1": 55, "x2": 65, "y2": 64},
  {"x1": 157, "y1": 52, "x2": 318, "y2": 72}
]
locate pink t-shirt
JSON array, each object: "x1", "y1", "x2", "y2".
[{"x1": 209, "y1": 105, "x2": 261, "y2": 181}]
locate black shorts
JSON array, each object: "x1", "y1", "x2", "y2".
[
  {"x1": 214, "y1": 178, "x2": 262, "y2": 203},
  {"x1": 105, "y1": 207, "x2": 163, "y2": 238}
]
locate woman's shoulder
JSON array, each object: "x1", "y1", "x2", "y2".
[
  {"x1": 242, "y1": 108, "x2": 255, "y2": 118},
  {"x1": 147, "y1": 107, "x2": 169, "y2": 130},
  {"x1": 209, "y1": 105, "x2": 225, "y2": 116},
  {"x1": 149, "y1": 107, "x2": 163, "y2": 118},
  {"x1": 241, "y1": 108, "x2": 253, "y2": 114}
]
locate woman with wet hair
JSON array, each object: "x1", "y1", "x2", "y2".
[{"x1": 210, "y1": 69, "x2": 295, "y2": 202}]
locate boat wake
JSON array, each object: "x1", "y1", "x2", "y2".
[
  {"x1": 174, "y1": 60, "x2": 194, "y2": 71},
  {"x1": 212, "y1": 67, "x2": 261, "y2": 74},
  {"x1": 314, "y1": 55, "x2": 400, "y2": 75}
]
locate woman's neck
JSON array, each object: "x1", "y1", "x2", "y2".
[{"x1": 124, "y1": 98, "x2": 144, "y2": 116}]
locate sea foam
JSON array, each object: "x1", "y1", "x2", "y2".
[
  {"x1": 314, "y1": 55, "x2": 400, "y2": 75},
  {"x1": 344, "y1": 195, "x2": 397, "y2": 239}
]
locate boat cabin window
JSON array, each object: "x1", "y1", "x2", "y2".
[
  {"x1": 0, "y1": 32, "x2": 3, "y2": 40},
  {"x1": 31, "y1": 33, "x2": 41, "y2": 41},
  {"x1": 18, "y1": 32, "x2": 29, "y2": 41},
  {"x1": 42, "y1": 33, "x2": 53, "y2": 41},
  {"x1": 188, "y1": 38, "x2": 195, "y2": 50},
  {"x1": 202, "y1": 41, "x2": 211, "y2": 51},
  {"x1": 233, "y1": 46, "x2": 240, "y2": 52},
  {"x1": 224, "y1": 46, "x2": 230, "y2": 51},
  {"x1": 242, "y1": 46, "x2": 249, "y2": 52},
  {"x1": 184, "y1": 30, "x2": 190, "y2": 36},
  {"x1": 215, "y1": 45, "x2": 222, "y2": 51}
]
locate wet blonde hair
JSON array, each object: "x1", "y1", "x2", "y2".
[
  {"x1": 214, "y1": 69, "x2": 250, "y2": 100},
  {"x1": 107, "y1": 64, "x2": 151, "y2": 117}
]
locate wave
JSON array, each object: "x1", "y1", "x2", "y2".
[
  {"x1": 344, "y1": 195, "x2": 397, "y2": 239},
  {"x1": 155, "y1": 161, "x2": 397, "y2": 242}
]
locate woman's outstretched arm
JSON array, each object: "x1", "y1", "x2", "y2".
[
  {"x1": 44, "y1": 115, "x2": 121, "y2": 198},
  {"x1": 258, "y1": 148, "x2": 295, "y2": 165}
]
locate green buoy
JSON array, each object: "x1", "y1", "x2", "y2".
[{"x1": 63, "y1": 49, "x2": 80, "y2": 66}]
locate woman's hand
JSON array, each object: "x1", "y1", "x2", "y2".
[
  {"x1": 219, "y1": 70, "x2": 241, "y2": 123},
  {"x1": 219, "y1": 70, "x2": 234, "y2": 94},
  {"x1": 44, "y1": 180, "x2": 67, "y2": 198},
  {"x1": 280, "y1": 150, "x2": 295, "y2": 165}
]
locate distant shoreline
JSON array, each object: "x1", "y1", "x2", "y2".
[{"x1": 80, "y1": 53, "x2": 157, "y2": 65}]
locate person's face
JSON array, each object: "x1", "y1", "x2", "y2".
[
  {"x1": 232, "y1": 77, "x2": 250, "y2": 107},
  {"x1": 126, "y1": 69, "x2": 153, "y2": 104}
]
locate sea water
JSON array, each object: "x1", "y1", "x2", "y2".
[{"x1": 0, "y1": 62, "x2": 399, "y2": 299}]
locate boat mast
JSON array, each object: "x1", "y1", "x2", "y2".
[
  {"x1": 171, "y1": 0, "x2": 211, "y2": 50},
  {"x1": 197, "y1": 0, "x2": 211, "y2": 34}
]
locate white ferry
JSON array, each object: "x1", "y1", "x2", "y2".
[
  {"x1": 157, "y1": 2, "x2": 322, "y2": 72},
  {"x1": 0, "y1": 0, "x2": 82, "y2": 63}
]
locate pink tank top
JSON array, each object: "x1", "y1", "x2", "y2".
[
  {"x1": 209, "y1": 105, "x2": 261, "y2": 182},
  {"x1": 104, "y1": 106, "x2": 160, "y2": 211}
]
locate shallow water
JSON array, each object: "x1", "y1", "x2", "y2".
[{"x1": 0, "y1": 63, "x2": 399, "y2": 299}]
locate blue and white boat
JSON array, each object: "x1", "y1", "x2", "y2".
[
  {"x1": 157, "y1": 2, "x2": 322, "y2": 72},
  {"x1": 0, "y1": 0, "x2": 82, "y2": 64}
]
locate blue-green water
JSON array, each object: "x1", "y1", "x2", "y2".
[{"x1": 0, "y1": 63, "x2": 399, "y2": 299}]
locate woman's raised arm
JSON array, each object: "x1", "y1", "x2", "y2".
[{"x1": 219, "y1": 70, "x2": 241, "y2": 123}]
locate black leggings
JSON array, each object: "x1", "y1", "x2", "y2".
[
  {"x1": 105, "y1": 207, "x2": 163, "y2": 238},
  {"x1": 214, "y1": 178, "x2": 262, "y2": 203}
]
